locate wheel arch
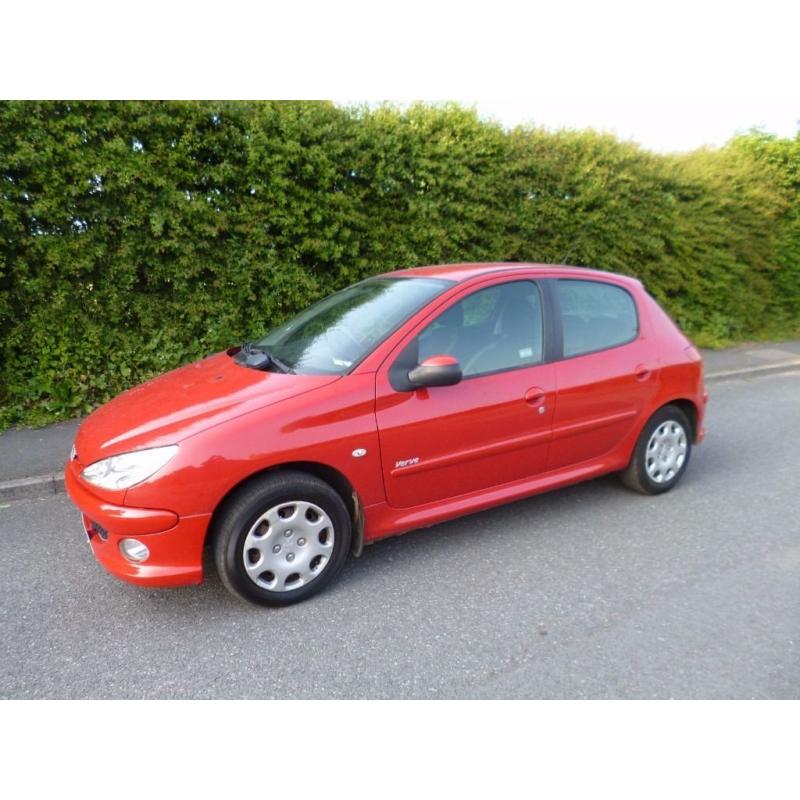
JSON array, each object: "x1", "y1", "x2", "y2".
[
  {"x1": 207, "y1": 461, "x2": 365, "y2": 557},
  {"x1": 663, "y1": 398, "x2": 699, "y2": 442},
  {"x1": 631, "y1": 397, "x2": 699, "y2": 454}
]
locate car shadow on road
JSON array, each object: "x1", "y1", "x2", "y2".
[
  {"x1": 127, "y1": 447, "x2": 726, "y2": 618},
  {"x1": 333, "y1": 447, "x2": 729, "y2": 598}
]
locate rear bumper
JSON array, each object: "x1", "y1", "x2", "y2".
[{"x1": 65, "y1": 464, "x2": 209, "y2": 587}]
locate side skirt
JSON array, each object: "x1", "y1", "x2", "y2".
[{"x1": 362, "y1": 451, "x2": 629, "y2": 544}]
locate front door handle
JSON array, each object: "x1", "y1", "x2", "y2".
[
  {"x1": 634, "y1": 364, "x2": 652, "y2": 382},
  {"x1": 524, "y1": 387, "x2": 546, "y2": 413}
]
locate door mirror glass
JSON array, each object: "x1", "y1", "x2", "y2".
[{"x1": 408, "y1": 355, "x2": 462, "y2": 388}]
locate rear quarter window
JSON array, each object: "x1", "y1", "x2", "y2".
[{"x1": 557, "y1": 279, "x2": 639, "y2": 357}]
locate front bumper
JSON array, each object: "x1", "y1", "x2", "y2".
[
  {"x1": 695, "y1": 388, "x2": 709, "y2": 443},
  {"x1": 65, "y1": 463, "x2": 209, "y2": 587}
]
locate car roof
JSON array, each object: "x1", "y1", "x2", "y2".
[{"x1": 380, "y1": 262, "x2": 641, "y2": 287}]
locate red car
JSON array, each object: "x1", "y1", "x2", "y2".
[{"x1": 66, "y1": 263, "x2": 707, "y2": 606}]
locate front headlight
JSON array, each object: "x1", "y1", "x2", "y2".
[{"x1": 81, "y1": 445, "x2": 179, "y2": 490}]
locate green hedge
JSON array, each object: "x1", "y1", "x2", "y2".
[{"x1": 1, "y1": 101, "x2": 798, "y2": 428}]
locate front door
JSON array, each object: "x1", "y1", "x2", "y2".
[{"x1": 375, "y1": 278, "x2": 556, "y2": 509}]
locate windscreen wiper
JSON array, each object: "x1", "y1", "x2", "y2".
[{"x1": 234, "y1": 342, "x2": 294, "y2": 373}]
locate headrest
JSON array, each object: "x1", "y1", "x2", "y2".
[{"x1": 437, "y1": 303, "x2": 463, "y2": 328}]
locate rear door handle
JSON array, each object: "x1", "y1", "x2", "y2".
[{"x1": 634, "y1": 364, "x2": 652, "y2": 381}]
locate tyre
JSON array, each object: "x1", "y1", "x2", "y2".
[
  {"x1": 213, "y1": 470, "x2": 352, "y2": 606},
  {"x1": 621, "y1": 405, "x2": 692, "y2": 495}
]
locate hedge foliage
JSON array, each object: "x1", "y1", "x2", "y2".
[{"x1": 1, "y1": 101, "x2": 798, "y2": 428}]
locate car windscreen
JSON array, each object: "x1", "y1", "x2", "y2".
[{"x1": 254, "y1": 277, "x2": 451, "y2": 375}]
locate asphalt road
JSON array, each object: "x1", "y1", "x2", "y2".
[{"x1": 1, "y1": 371, "x2": 798, "y2": 699}]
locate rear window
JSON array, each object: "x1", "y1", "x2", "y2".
[{"x1": 557, "y1": 279, "x2": 638, "y2": 357}]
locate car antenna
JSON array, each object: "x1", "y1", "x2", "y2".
[
  {"x1": 559, "y1": 173, "x2": 608, "y2": 264},
  {"x1": 559, "y1": 217, "x2": 597, "y2": 265},
  {"x1": 560, "y1": 242, "x2": 578, "y2": 266}
]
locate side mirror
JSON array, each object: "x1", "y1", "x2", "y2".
[{"x1": 408, "y1": 355, "x2": 462, "y2": 388}]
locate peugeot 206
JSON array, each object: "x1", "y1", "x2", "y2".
[{"x1": 66, "y1": 263, "x2": 707, "y2": 606}]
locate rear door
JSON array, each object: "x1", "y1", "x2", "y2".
[
  {"x1": 548, "y1": 278, "x2": 659, "y2": 471},
  {"x1": 374, "y1": 277, "x2": 556, "y2": 509}
]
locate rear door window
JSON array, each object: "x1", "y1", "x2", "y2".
[{"x1": 557, "y1": 279, "x2": 638, "y2": 357}]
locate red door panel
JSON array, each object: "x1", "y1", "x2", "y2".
[
  {"x1": 375, "y1": 363, "x2": 556, "y2": 509},
  {"x1": 548, "y1": 340, "x2": 658, "y2": 471}
]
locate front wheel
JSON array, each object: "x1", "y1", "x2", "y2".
[
  {"x1": 621, "y1": 405, "x2": 692, "y2": 495},
  {"x1": 213, "y1": 471, "x2": 352, "y2": 606}
]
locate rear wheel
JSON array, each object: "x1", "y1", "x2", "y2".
[
  {"x1": 621, "y1": 405, "x2": 692, "y2": 495},
  {"x1": 213, "y1": 471, "x2": 352, "y2": 606}
]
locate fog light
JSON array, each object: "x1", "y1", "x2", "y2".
[{"x1": 119, "y1": 538, "x2": 150, "y2": 563}]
